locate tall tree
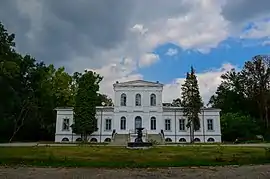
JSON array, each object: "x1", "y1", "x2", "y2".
[
  {"x1": 72, "y1": 70, "x2": 103, "y2": 141},
  {"x1": 97, "y1": 93, "x2": 113, "y2": 106},
  {"x1": 181, "y1": 66, "x2": 203, "y2": 143},
  {"x1": 241, "y1": 55, "x2": 270, "y2": 130},
  {"x1": 209, "y1": 55, "x2": 270, "y2": 140},
  {"x1": 171, "y1": 98, "x2": 181, "y2": 107}
]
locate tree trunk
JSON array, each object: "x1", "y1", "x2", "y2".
[
  {"x1": 9, "y1": 101, "x2": 30, "y2": 143},
  {"x1": 190, "y1": 121, "x2": 194, "y2": 143},
  {"x1": 265, "y1": 105, "x2": 269, "y2": 129}
]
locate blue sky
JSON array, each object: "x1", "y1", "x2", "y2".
[{"x1": 139, "y1": 39, "x2": 270, "y2": 84}]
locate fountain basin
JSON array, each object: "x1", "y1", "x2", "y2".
[{"x1": 127, "y1": 142, "x2": 153, "y2": 148}]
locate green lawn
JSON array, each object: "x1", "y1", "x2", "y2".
[{"x1": 0, "y1": 146, "x2": 270, "y2": 168}]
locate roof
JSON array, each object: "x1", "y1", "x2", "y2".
[
  {"x1": 162, "y1": 106, "x2": 221, "y2": 112},
  {"x1": 113, "y1": 80, "x2": 163, "y2": 87}
]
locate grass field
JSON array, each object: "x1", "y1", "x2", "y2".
[{"x1": 0, "y1": 146, "x2": 270, "y2": 168}]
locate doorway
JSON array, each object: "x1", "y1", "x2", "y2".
[{"x1": 134, "y1": 116, "x2": 142, "y2": 130}]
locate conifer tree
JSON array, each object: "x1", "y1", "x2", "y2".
[{"x1": 181, "y1": 66, "x2": 203, "y2": 143}]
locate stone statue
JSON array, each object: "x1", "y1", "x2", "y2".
[{"x1": 135, "y1": 127, "x2": 144, "y2": 143}]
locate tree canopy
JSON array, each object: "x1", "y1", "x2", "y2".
[
  {"x1": 72, "y1": 71, "x2": 102, "y2": 141},
  {"x1": 209, "y1": 55, "x2": 270, "y2": 140},
  {"x1": 0, "y1": 22, "x2": 112, "y2": 142}
]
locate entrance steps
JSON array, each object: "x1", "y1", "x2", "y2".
[
  {"x1": 147, "y1": 134, "x2": 164, "y2": 144},
  {"x1": 109, "y1": 134, "x2": 128, "y2": 146}
]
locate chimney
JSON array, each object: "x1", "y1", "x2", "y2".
[{"x1": 156, "y1": 81, "x2": 159, "y2": 83}]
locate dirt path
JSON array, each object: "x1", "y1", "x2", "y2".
[{"x1": 0, "y1": 165, "x2": 270, "y2": 179}]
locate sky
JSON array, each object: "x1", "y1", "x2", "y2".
[{"x1": 1, "y1": 0, "x2": 270, "y2": 105}]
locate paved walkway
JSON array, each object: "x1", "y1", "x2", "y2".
[
  {"x1": 1, "y1": 165, "x2": 270, "y2": 178},
  {"x1": 0, "y1": 142, "x2": 270, "y2": 147}
]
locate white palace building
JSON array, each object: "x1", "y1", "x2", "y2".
[{"x1": 55, "y1": 80, "x2": 222, "y2": 144}]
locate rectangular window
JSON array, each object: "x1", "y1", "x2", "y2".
[
  {"x1": 62, "y1": 118, "x2": 70, "y2": 131},
  {"x1": 165, "y1": 119, "x2": 171, "y2": 131},
  {"x1": 179, "y1": 119, "x2": 185, "y2": 131},
  {"x1": 120, "y1": 119, "x2": 126, "y2": 130},
  {"x1": 151, "y1": 119, "x2": 156, "y2": 130},
  {"x1": 105, "y1": 119, "x2": 112, "y2": 131},
  {"x1": 207, "y1": 119, "x2": 213, "y2": 131}
]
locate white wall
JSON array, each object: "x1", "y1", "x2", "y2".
[
  {"x1": 55, "y1": 108, "x2": 74, "y2": 142},
  {"x1": 113, "y1": 111, "x2": 163, "y2": 134},
  {"x1": 113, "y1": 86, "x2": 163, "y2": 113},
  {"x1": 113, "y1": 83, "x2": 163, "y2": 134},
  {"x1": 55, "y1": 107, "x2": 222, "y2": 143},
  {"x1": 162, "y1": 108, "x2": 221, "y2": 143},
  {"x1": 55, "y1": 107, "x2": 115, "y2": 143}
]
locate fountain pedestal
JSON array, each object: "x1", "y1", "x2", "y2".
[{"x1": 127, "y1": 127, "x2": 153, "y2": 148}]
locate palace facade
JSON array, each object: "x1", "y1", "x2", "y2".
[{"x1": 55, "y1": 80, "x2": 221, "y2": 143}]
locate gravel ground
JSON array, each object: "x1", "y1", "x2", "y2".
[{"x1": 0, "y1": 165, "x2": 270, "y2": 179}]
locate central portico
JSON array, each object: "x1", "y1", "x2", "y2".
[{"x1": 113, "y1": 80, "x2": 163, "y2": 136}]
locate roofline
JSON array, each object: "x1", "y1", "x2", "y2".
[
  {"x1": 54, "y1": 106, "x2": 221, "y2": 112},
  {"x1": 96, "y1": 106, "x2": 114, "y2": 109},
  {"x1": 55, "y1": 106, "x2": 114, "y2": 111},
  {"x1": 162, "y1": 107, "x2": 221, "y2": 111},
  {"x1": 54, "y1": 107, "x2": 74, "y2": 111},
  {"x1": 113, "y1": 80, "x2": 164, "y2": 87}
]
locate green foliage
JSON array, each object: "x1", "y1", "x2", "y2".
[
  {"x1": 97, "y1": 93, "x2": 113, "y2": 106},
  {"x1": 181, "y1": 66, "x2": 203, "y2": 142},
  {"x1": 221, "y1": 113, "x2": 261, "y2": 142},
  {"x1": 209, "y1": 55, "x2": 270, "y2": 140},
  {"x1": 0, "y1": 21, "x2": 108, "y2": 142},
  {"x1": 171, "y1": 98, "x2": 181, "y2": 107},
  {"x1": 73, "y1": 70, "x2": 103, "y2": 141}
]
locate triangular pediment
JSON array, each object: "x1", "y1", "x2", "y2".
[{"x1": 114, "y1": 80, "x2": 163, "y2": 87}]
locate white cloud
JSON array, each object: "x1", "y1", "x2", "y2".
[
  {"x1": 7, "y1": 0, "x2": 269, "y2": 105},
  {"x1": 131, "y1": 24, "x2": 148, "y2": 35},
  {"x1": 262, "y1": 40, "x2": 270, "y2": 46},
  {"x1": 143, "y1": 0, "x2": 229, "y2": 53},
  {"x1": 240, "y1": 21, "x2": 270, "y2": 39},
  {"x1": 75, "y1": 0, "x2": 232, "y2": 102},
  {"x1": 163, "y1": 63, "x2": 237, "y2": 105},
  {"x1": 139, "y1": 53, "x2": 160, "y2": 67},
  {"x1": 165, "y1": 48, "x2": 178, "y2": 56}
]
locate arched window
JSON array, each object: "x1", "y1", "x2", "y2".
[
  {"x1": 135, "y1": 116, "x2": 142, "y2": 129},
  {"x1": 90, "y1": 138, "x2": 98, "y2": 142},
  {"x1": 207, "y1": 138, "x2": 215, "y2": 142},
  {"x1": 104, "y1": 138, "x2": 111, "y2": 142},
  {"x1": 135, "y1": 93, "x2": 141, "y2": 106},
  {"x1": 179, "y1": 138, "x2": 186, "y2": 142},
  {"x1": 120, "y1": 116, "x2": 126, "y2": 130},
  {"x1": 76, "y1": 138, "x2": 82, "y2": 142},
  {"x1": 62, "y1": 138, "x2": 69, "y2": 142},
  {"x1": 150, "y1": 94, "x2": 156, "y2": 106},
  {"x1": 150, "y1": 117, "x2": 156, "y2": 130},
  {"x1": 120, "y1": 93, "x2": 127, "y2": 106},
  {"x1": 165, "y1": 138, "x2": 172, "y2": 142},
  {"x1": 194, "y1": 138, "x2": 200, "y2": 142}
]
